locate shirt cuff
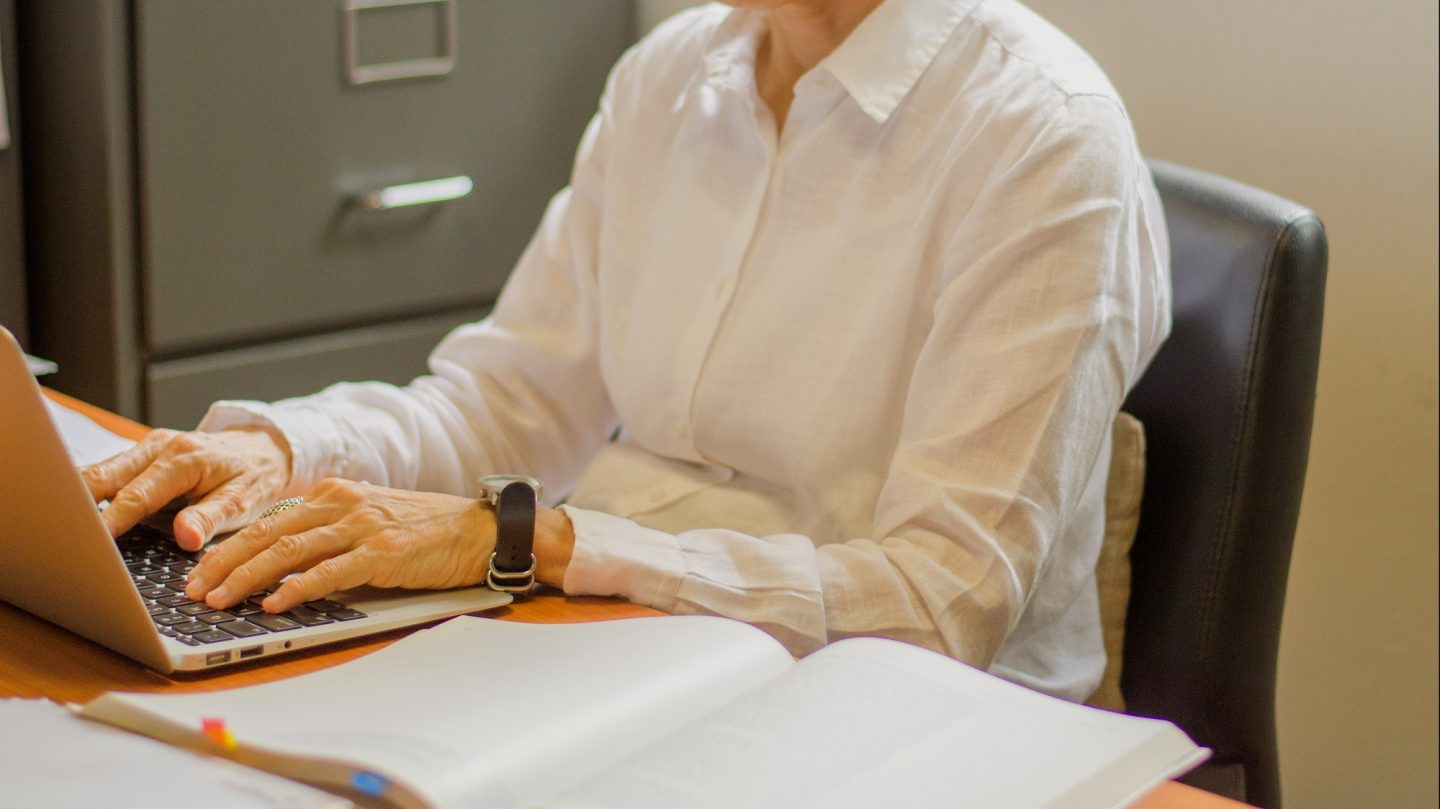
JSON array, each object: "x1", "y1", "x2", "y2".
[
  {"x1": 196, "y1": 400, "x2": 333, "y2": 496},
  {"x1": 559, "y1": 505, "x2": 684, "y2": 609}
]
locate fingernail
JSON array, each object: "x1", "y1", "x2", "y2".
[
  {"x1": 208, "y1": 585, "x2": 230, "y2": 604},
  {"x1": 183, "y1": 520, "x2": 210, "y2": 551},
  {"x1": 185, "y1": 575, "x2": 206, "y2": 598}
]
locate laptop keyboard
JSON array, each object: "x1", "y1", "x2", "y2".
[{"x1": 119, "y1": 525, "x2": 367, "y2": 647}]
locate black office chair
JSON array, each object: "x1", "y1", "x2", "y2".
[{"x1": 1119, "y1": 161, "x2": 1327, "y2": 808}]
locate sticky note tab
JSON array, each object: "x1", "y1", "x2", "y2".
[
  {"x1": 201, "y1": 717, "x2": 225, "y2": 743},
  {"x1": 352, "y1": 771, "x2": 389, "y2": 797},
  {"x1": 201, "y1": 718, "x2": 236, "y2": 750}
]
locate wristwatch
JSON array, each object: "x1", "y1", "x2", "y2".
[{"x1": 477, "y1": 474, "x2": 544, "y2": 593}]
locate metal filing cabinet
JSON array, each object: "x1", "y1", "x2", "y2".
[
  {"x1": 20, "y1": 0, "x2": 632, "y2": 427},
  {"x1": 0, "y1": 0, "x2": 23, "y2": 346}
]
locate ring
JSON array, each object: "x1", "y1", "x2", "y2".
[{"x1": 259, "y1": 497, "x2": 305, "y2": 520}]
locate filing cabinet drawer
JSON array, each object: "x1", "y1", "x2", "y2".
[
  {"x1": 136, "y1": 0, "x2": 629, "y2": 354},
  {"x1": 146, "y1": 308, "x2": 487, "y2": 429}
]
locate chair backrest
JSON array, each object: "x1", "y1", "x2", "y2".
[{"x1": 1120, "y1": 161, "x2": 1327, "y2": 808}]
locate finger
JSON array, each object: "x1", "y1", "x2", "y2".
[
  {"x1": 173, "y1": 479, "x2": 259, "y2": 552},
  {"x1": 186, "y1": 503, "x2": 332, "y2": 601},
  {"x1": 100, "y1": 457, "x2": 201, "y2": 539},
  {"x1": 203, "y1": 525, "x2": 352, "y2": 609},
  {"x1": 79, "y1": 430, "x2": 173, "y2": 503},
  {"x1": 264, "y1": 550, "x2": 376, "y2": 613}
]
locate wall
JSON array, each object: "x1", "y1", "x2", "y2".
[{"x1": 638, "y1": 2, "x2": 1439, "y2": 806}]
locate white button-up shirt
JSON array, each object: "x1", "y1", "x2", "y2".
[{"x1": 201, "y1": 0, "x2": 1170, "y2": 701}]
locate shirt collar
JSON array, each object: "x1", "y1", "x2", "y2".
[
  {"x1": 700, "y1": 8, "x2": 766, "y2": 93},
  {"x1": 820, "y1": 0, "x2": 979, "y2": 123},
  {"x1": 700, "y1": 0, "x2": 980, "y2": 125}
]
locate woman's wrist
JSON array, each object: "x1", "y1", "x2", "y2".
[{"x1": 533, "y1": 507, "x2": 575, "y2": 588}]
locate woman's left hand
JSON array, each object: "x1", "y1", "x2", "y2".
[{"x1": 183, "y1": 477, "x2": 495, "y2": 613}]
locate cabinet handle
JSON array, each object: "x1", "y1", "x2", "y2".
[
  {"x1": 344, "y1": 0, "x2": 457, "y2": 86},
  {"x1": 357, "y1": 176, "x2": 473, "y2": 212}
]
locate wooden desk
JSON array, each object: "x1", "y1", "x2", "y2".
[{"x1": 0, "y1": 391, "x2": 1250, "y2": 809}]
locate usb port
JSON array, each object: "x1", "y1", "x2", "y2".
[
  {"x1": 205, "y1": 651, "x2": 232, "y2": 666},
  {"x1": 239, "y1": 646, "x2": 263, "y2": 660}
]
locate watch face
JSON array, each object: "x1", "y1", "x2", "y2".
[{"x1": 478, "y1": 474, "x2": 543, "y2": 503}]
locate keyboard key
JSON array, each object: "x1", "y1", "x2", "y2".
[
  {"x1": 177, "y1": 602, "x2": 214, "y2": 616},
  {"x1": 159, "y1": 595, "x2": 193, "y2": 607},
  {"x1": 137, "y1": 586, "x2": 168, "y2": 599},
  {"x1": 146, "y1": 604, "x2": 169, "y2": 617},
  {"x1": 327, "y1": 608, "x2": 367, "y2": 622},
  {"x1": 232, "y1": 604, "x2": 262, "y2": 617},
  {"x1": 304, "y1": 600, "x2": 344, "y2": 613},
  {"x1": 248, "y1": 614, "x2": 301, "y2": 632},
  {"x1": 174, "y1": 635, "x2": 201, "y2": 646},
  {"x1": 147, "y1": 571, "x2": 184, "y2": 584},
  {"x1": 283, "y1": 607, "x2": 333, "y2": 627},
  {"x1": 193, "y1": 630, "x2": 232, "y2": 644},
  {"x1": 131, "y1": 576, "x2": 148, "y2": 587},
  {"x1": 199, "y1": 611, "x2": 237, "y2": 625},
  {"x1": 154, "y1": 613, "x2": 190, "y2": 626},
  {"x1": 217, "y1": 620, "x2": 267, "y2": 638},
  {"x1": 173, "y1": 621, "x2": 210, "y2": 635}
]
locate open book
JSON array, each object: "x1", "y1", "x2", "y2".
[{"x1": 82, "y1": 615, "x2": 1207, "y2": 809}]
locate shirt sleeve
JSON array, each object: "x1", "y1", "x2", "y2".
[
  {"x1": 197, "y1": 83, "x2": 620, "y2": 501},
  {"x1": 563, "y1": 95, "x2": 1165, "y2": 668}
]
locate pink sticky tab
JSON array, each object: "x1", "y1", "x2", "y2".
[{"x1": 201, "y1": 717, "x2": 228, "y2": 745}]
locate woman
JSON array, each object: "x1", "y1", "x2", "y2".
[{"x1": 84, "y1": 0, "x2": 1169, "y2": 702}]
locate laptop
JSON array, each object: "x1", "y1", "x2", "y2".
[{"x1": 0, "y1": 327, "x2": 511, "y2": 672}]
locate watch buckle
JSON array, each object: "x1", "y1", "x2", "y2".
[{"x1": 487, "y1": 553, "x2": 537, "y2": 593}]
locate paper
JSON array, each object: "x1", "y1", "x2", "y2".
[
  {"x1": 44, "y1": 398, "x2": 136, "y2": 466},
  {"x1": 546, "y1": 638, "x2": 1208, "y2": 809},
  {"x1": 87, "y1": 615, "x2": 795, "y2": 809},
  {"x1": 0, "y1": 699, "x2": 349, "y2": 808},
  {"x1": 24, "y1": 352, "x2": 58, "y2": 376}
]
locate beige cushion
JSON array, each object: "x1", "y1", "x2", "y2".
[{"x1": 1085, "y1": 411, "x2": 1147, "y2": 713}]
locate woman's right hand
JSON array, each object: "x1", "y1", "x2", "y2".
[{"x1": 80, "y1": 427, "x2": 293, "y2": 551}]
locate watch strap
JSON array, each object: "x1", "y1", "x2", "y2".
[{"x1": 488, "y1": 480, "x2": 537, "y2": 591}]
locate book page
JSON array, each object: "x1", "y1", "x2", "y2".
[
  {"x1": 541, "y1": 637, "x2": 1205, "y2": 809},
  {"x1": 85, "y1": 615, "x2": 794, "y2": 809},
  {"x1": 1, "y1": 698, "x2": 347, "y2": 809}
]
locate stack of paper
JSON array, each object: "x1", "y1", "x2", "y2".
[
  {"x1": 42, "y1": 398, "x2": 135, "y2": 466},
  {"x1": 24, "y1": 352, "x2": 58, "y2": 376}
]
